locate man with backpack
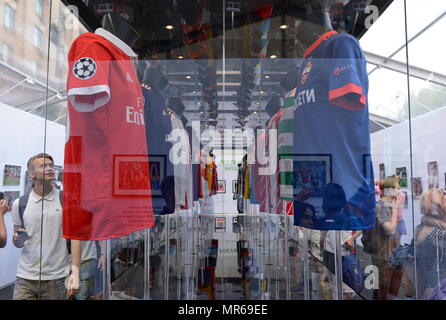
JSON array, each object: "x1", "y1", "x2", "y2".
[{"x1": 11, "y1": 153, "x2": 79, "y2": 299}]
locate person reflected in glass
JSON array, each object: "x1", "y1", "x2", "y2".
[
  {"x1": 11, "y1": 153, "x2": 75, "y2": 300},
  {"x1": 415, "y1": 188, "x2": 446, "y2": 299},
  {"x1": 300, "y1": 205, "x2": 316, "y2": 229},
  {"x1": 392, "y1": 174, "x2": 407, "y2": 240},
  {"x1": 371, "y1": 177, "x2": 402, "y2": 300}
]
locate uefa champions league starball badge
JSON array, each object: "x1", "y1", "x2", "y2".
[{"x1": 73, "y1": 57, "x2": 97, "y2": 80}]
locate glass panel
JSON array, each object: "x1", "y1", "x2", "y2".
[
  {"x1": 3, "y1": 0, "x2": 428, "y2": 301},
  {"x1": 359, "y1": 0, "x2": 407, "y2": 57},
  {"x1": 367, "y1": 68, "x2": 412, "y2": 121},
  {"x1": 406, "y1": 0, "x2": 446, "y2": 301},
  {"x1": 392, "y1": 17, "x2": 446, "y2": 74},
  {"x1": 0, "y1": 0, "x2": 59, "y2": 300}
]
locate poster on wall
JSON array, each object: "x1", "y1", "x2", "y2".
[
  {"x1": 217, "y1": 180, "x2": 226, "y2": 194},
  {"x1": 292, "y1": 154, "x2": 332, "y2": 198},
  {"x1": 3, "y1": 165, "x2": 21, "y2": 186},
  {"x1": 54, "y1": 165, "x2": 63, "y2": 183},
  {"x1": 379, "y1": 163, "x2": 386, "y2": 180},
  {"x1": 396, "y1": 167, "x2": 408, "y2": 188},
  {"x1": 113, "y1": 155, "x2": 152, "y2": 196},
  {"x1": 428, "y1": 161, "x2": 439, "y2": 189},
  {"x1": 23, "y1": 171, "x2": 33, "y2": 194},
  {"x1": 148, "y1": 155, "x2": 166, "y2": 197},
  {"x1": 412, "y1": 177, "x2": 423, "y2": 197},
  {"x1": 4, "y1": 191, "x2": 20, "y2": 206},
  {"x1": 215, "y1": 217, "x2": 226, "y2": 233}
]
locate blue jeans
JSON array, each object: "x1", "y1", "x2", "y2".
[{"x1": 75, "y1": 259, "x2": 97, "y2": 300}]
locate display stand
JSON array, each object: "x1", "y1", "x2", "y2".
[{"x1": 334, "y1": 230, "x2": 343, "y2": 300}]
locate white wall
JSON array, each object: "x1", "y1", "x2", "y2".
[
  {"x1": 0, "y1": 102, "x2": 66, "y2": 288},
  {"x1": 371, "y1": 106, "x2": 446, "y2": 244}
]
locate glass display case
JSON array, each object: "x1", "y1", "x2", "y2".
[{"x1": 0, "y1": 0, "x2": 445, "y2": 301}]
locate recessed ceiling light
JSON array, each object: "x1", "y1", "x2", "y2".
[
  {"x1": 259, "y1": 90, "x2": 264, "y2": 94},
  {"x1": 197, "y1": 102, "x2": 201, "y2": 105},
  {"x1": 265, "y1": 75, "x2": 270, "y2": 79},
  {"x1": 186, "y1": 75, "x2": 191, "y2": 79},
  {"x1": 270, "y1": 54, "x2": 277, "y2": 59},
  {"x1": 279, "y1": 24, "x2": 288, "y2": 30},
  {"x1": 165, "y1": 25, "x2": 174, "y2": 30},
  {"x1": 177, "y1": 55, "x2": 184, "y2": 59},
  {"x1": 192, "y1": 90, "x2": 197, "y2": 94},
  {"x1": 256, "y1": 101, "x2": 261, "y2": 105}
]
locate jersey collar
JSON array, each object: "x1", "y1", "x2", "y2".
[
  {"x1": 95, "y1": 28, "x2": 138, "y2": 58},
  {"x1": 303, "y1": 30, "x2": 338, "y2": 58},
  {"x1": 30, "y1": 188, "x2": 56, "y2": 203}
]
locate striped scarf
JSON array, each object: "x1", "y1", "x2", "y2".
[{"x1": 279, "y1": 88, "x2": 296, "y2": 201}]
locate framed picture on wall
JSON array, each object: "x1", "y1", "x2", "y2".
[
  {"x1": 396, "y1": 167, "x2": 408, "y2": 188},
  {"x1": 23, "y1": 171, "x2": 33, "y2": 194},
  {"x1": 232, "y1": 180, "x2": 237, "y2": 194},
  {"x1": 4, "y1": 191, "x2": 20, "y2": 206},
  {"x1": 113, "y1": 155, "x2": 152, "y2": 197},
  {"x1": 215, "y1": 217, "x2": 226, "y2": 233},
  {"x1": 412, "y1": 177, "x2": 423, "y2": 197},
  {"x1": 3, "y1": 165, "x2": 21, "y2": 186},
  {"x1": 148, "y1": 155, "x2": 166, "y2": 197},
  {"x1": 428, "y1": 161, "x2": 439, "y2": 189},
  {"x1": 217, "y1": 180, "x2": 226, "y2": 194},
  {"x1": 379, "y1": 163, "x2": 386, "y2": 180},
  {"x1": 292, "y1": 154, "x2": 332, "y2": 198},
  {"x1": 54, "y1": 165, "x2": 63, "y2": 183}
]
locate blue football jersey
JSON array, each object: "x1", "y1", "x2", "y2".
[
  {"x1": 143, "y1": 86, "x2": 175, "y2": 214},
  {"x1": 292, "y1": 31, "x2": 375, "y2": 231}
]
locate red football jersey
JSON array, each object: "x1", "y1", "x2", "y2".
[{"x1": 63, "y1": 28, "x2": 154, "y2": 240}]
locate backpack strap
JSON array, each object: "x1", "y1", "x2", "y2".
[
  {"x1": 57, "y1": 190, "x2": 71, "y2": 254},
  {"x1": 18, "y1": 190, "x2": 63, "y2": 229},
  {"x1": 18, "y1": 193, "x2": 31, "y2": 228}
]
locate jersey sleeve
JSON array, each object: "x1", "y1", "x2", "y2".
[
  {"x1": 67, "y1": 36, "x2": 113, "y2": 112},
  {"x1": 328, "y1": 36, "x2": 367, "y2": 110}
]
